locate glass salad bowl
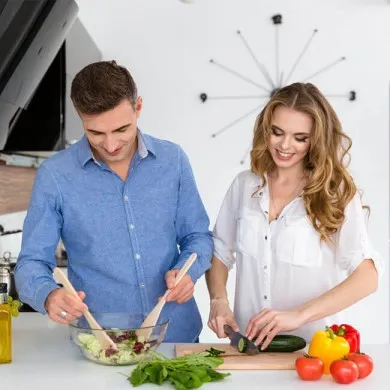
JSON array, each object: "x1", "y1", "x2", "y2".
[{"x1": 69, "y1": 312, "x2": 169, "y2": 366}]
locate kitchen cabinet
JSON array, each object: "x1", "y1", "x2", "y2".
[{"x1": 0, "y1": 164, "x2": 36, "y2": 215}]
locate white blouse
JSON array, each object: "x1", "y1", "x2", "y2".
[{"x1": 213, "y1": 170, "x2": 384, "y2": 342}]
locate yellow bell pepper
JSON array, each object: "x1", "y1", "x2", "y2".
[{"x1": 308, "y1": 327, "x2": 350, "y2": 374}]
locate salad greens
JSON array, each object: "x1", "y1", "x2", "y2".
[
  {"x1": 128, "y1": 351, "x2": 230, "y2": 389},
  {"x1": 77, "y1": 330, "x2": 153, "y2": 365},
  {"x1": 204, "y1": 347, "x2": 225, "y2": 357}
]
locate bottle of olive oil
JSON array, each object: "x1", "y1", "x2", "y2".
[{"x1": 0, "y1": 282, "x2": 12, "y2": 364}]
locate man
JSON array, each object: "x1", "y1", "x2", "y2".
[{"x1": 14, "y1": 60, "x2": 213, "y2": 342}]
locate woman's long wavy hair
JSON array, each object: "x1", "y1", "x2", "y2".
[{"x1": 250, "y1": 82, "x2": 363, "y2": 243}]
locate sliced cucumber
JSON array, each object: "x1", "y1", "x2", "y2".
[{"x1": 237, "y1": 337, "x2": 248, "y2": 353}]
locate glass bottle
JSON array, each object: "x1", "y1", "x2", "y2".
[{"x1": 0, "y1": 282, "x2": 12, "y2": 363}]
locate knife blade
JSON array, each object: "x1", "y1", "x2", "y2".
[{"x1": 223, "y1": 324, "x2": 260, "y2": 355}]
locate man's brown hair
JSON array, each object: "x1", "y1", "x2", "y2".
[{"x1": 70, "y1": 60, "x2": 138, "y2": 115}]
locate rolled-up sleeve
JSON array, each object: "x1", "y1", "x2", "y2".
[
  {"x1": 213, "y1": 175, "x2": 240, "y2": 271},
  {"x1": 335, "y1": 192, "x2": 384, "y2": 281}
]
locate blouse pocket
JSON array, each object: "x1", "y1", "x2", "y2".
[
  {"x1": 276, "y1": 215, "x2": 322, "y2": 267},
  {"x1": 236, "y1": 211, "x2": 261, "y2": 260}
]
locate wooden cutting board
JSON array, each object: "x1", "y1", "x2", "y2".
[{"x1": 175, "y1": 343, "x2": 305, "y2": 370}]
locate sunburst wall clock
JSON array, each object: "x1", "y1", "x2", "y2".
[{"x1": 200, "y1": 13, "x2": 356, "y2": 165}]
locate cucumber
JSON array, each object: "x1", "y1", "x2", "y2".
[
  {"x1": 237, "y1": 337, "x2": 247, "y2": 353},
  {"x1": 259, "y1": 335, "x2": 306, "y2": 353},
  {"x1": 237, "y1": 334, "x2": 306, "y2": 353}
]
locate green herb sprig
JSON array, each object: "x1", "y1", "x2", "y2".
[
  {"x1": 204, "y1": 347, "x2": 225, "y2": 357},
  {"x1": 128, "y1": 351, "x2": 230, "y2": 389}
]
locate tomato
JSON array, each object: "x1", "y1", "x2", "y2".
[
  {"x1": 347, "y1": 352, "x2": 374, "y2": 379},
  {"x1": 330, "y1": 359, "x2": 359, "y2": 384},
  {"x1": 295, "y1": 354, "x2": 324, "y2": 381}
]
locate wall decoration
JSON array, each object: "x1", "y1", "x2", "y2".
[{"x1": 200, "y1": 14, "x2": 356, "y2": 165}]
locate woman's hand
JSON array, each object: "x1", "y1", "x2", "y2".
[
  {"x1": 246, "y1": 308, "x2": 305, "y2": 350},
  {"x1": 208, "y1": 298, "x2": 239, "y2": 338}
]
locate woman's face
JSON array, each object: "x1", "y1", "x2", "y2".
[{"x1": 268, "y1": 106, "x2": 312, "y2": 170}]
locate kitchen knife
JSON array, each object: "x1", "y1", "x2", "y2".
[{"x1": 224, "y1": 324, "x2": 260, "y2": 355}]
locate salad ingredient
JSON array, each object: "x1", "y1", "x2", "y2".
[
  {"x1": 295, "y1": 354, "x2": 324, "y2": 381},
  {"x1": 7, "y1": 296, "x2": 22, "y2": 317},
  {"x1": 258, "y1": 334, "x2": 306, "y2": 353},
  {"x1": 0, "y1": 284, "x2": 12, "y2": 364},
  {"x1": 204, "y1": 347, "x2": 225, "y2": 357},
  {"x1": 77, "y1": 331, "x2": 153, "y2": 365},
  {"x1": 128, "y1": 351, "x2": 230, "y2": 388},
  {"x1": 330, "y1": 358, "x2": 359, "y2": 384},
  {"x1": 237, "y1": 334, "x2": 306, "y2": 353},
  {"x1": 330, "y1": 324, "x2": 360, "y2": 353},
  {"x1": 308, "y1": 327, "x2": 350, "y2": 374},
  {"x1": 347, "y1": 352, "x2": 373, "y2": 379}
]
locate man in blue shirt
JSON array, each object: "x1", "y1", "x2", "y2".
[{"x1": 14, "y1": 60, "x2": 213, "y2": 342}]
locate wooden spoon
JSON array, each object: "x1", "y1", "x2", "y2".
[
  {"x1": 53, "y1": 267, "x2": 117, "y2": 351},
  {"x1": 137, "y1": 253, "x2": 197, "y2": 340}
]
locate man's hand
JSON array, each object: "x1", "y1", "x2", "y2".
[
  {"x1": 246, "y1": 308, "x2": 305, "y2": 350},
  {"x1": 164, "y1": 269, "x2": 194, "y2": 304},
  {"x1": 208, "y1": 298, "x2": 239, "y2": 338},
  {"x1": 45, "y1": 288, "x2": 88, "y2": 324}
]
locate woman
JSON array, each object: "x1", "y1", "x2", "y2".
[{"x1": 206, "y1": 82, "x2": 383, "y2": 350}]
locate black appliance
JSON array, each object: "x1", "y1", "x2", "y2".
[{"x1": 0, "y1": 0, "x2": 78, "y2": 151}]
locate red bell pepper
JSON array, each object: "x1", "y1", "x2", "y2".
[{"x1": 330, "y1": 324, "x2": 360, "y2": 353}]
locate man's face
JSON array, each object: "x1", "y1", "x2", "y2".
[{"x1": 80, "y1": 98, "x2": 142, "y2": 164}]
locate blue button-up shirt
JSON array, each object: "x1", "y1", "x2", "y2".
[{"x1": 14, "y1": 130, "x2": 213, "y2": 342}]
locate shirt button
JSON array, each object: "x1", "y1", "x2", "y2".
[
  {"x1": 124, "y1": 195, "x2": 129, "y2": 201},
  {"x1": 265, "y1": 236, "x2": 267, "y2": 240},
  {"x1": 135, "y1": 253, "x2": 141, "y2": 260},
  {"x1": 140, "y1": 282, "x2": 145, "y2": 288},
  {"x1": 264, "y1": 295, "x2": 268, "y2": 300},
  {"x1": 264, "y1": 265, "x2": 267, "y2": 270},
  {"x1": 130, "y1": 224, "x2": 135, "y2": 229}
]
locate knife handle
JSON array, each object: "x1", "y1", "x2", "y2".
[{"x1": 223, "y1": 324, "x2": 233, "y2": 338}]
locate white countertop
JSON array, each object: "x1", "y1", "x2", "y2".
[{"x1": 1, "y1": 313, "x2": 389, "y2": 389}]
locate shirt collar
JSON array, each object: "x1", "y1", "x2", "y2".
[
  {"x1": 251, "y1": 171, "x2": 267, "y2": 198},
  {"x1": 77, "y1": 128, "x2": 156, "y2": 168},
  {"x1": 137, "y1": 128, "x2": 156, "y2": 158},
  {"x1": 251, "y1": 171, "x2": 305, "y2": 199}
]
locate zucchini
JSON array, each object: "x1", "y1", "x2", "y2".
[{"x1": 259, "y1": 335, "x2": 306, "y2": 353}]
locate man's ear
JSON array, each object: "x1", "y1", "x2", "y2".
[{"x1": 135, "y1": 96, "x2": 143, "y2": 117}]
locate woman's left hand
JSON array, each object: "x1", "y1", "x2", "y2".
[{"x1": 246, "y1": 308, "x2": 305, "y2": 350}]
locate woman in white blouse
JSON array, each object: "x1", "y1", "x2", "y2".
[{"x1": 206, "y1": 82, "x2": 383, "y2": 349}]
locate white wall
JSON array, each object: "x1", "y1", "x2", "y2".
[
  {"x1": 65, "y1": 17, "x2": 102, "y2": 144},
  {"x1": 69, "y1": 0, "x2": 390, "y2": 344}
]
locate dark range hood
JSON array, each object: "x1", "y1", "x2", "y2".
[{"x1": 0, "y1": 0, "x2": 78, "y2": 151}]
